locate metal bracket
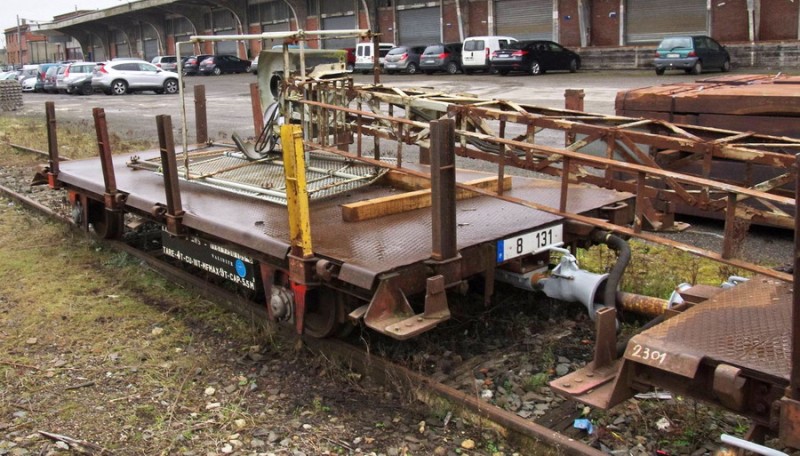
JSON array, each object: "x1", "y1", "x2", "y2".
[
  {"x1": 362, "y1": 274, "x2": 451, "y2": 340},
  {"x1": 713, "y1": 364, "x2": 746, "y2": 411}
]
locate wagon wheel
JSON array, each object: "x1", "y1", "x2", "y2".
[
  {"x1": 87, "y1": 200, "x2": 123, "y2": 239},
  {"x1": 304, "y1": 289, "x2": 340, "y2": 338},
  {"x1": 304, "y1": 289, "x2": 358, "y2": 339}
]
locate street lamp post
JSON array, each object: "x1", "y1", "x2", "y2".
[{"x1": 16, "y1": 15, "x2": 22, "y2": 67}]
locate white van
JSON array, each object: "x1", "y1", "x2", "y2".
[
  {"x1": 461, "y1": 36, "x2": 518, "y2": 74},
  {"x1": 354, "y1": 42, "x2": 395, "y2": 74}
]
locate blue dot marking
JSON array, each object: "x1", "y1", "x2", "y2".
[{"x1": 235, "y1": 259, "x2": 247, "y2": 277}]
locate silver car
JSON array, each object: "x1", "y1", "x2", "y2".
[
  {"x1": 92, "y1": 60, "x2": 180, "y2": 95},
  {"x1": 151, "y1": 55, "x2": 178, "y2": 72},
  {"x1": 57, "y1": 62, "x2": 97, "y2": 94}
]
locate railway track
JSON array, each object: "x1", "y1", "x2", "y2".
[{"x1": 0, "y1": 140, "x2": 752, "y2": 455}]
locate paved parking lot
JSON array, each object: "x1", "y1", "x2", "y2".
[{"x1": 14, "y1": 70, "x2": 717, "y2": 142}]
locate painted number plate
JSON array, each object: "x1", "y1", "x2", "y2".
[
  {"x1": 496, "y1": 224, "x2": 563, "y2": 263},
  {"x1": 666, "y1": 53, "x2": 680, "y2": 58}
]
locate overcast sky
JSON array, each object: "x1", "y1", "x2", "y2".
[{"x1": 1, "y1": 0, "x2": 122, "y2": 47}]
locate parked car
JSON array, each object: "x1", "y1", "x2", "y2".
[
  {"x1": 182, "y1": 54, "x2": 213, "y2": 75},
  {"x1": 17, "y1": 65, "x2": 38, "y2": 82},
  {"x1": 35, "y1": 63, "x2": 61, "y2": 92},
  {"x1": 0, "y1": 72, "x2": 18, "y2": 80},
  {"x1": 92, "y1": 60, "x2": 180, "y2": 95},
  {"x1": 491, "y1": 40, "x2": 580, "y2": 76},
  {"x1": 354, "y1": 42, "x2": 395, "y2": 74},
  {"x1": 461, "y1": 35, "x2": 517, "y2": 74},
  {"x1": 198, "y1": 55, "x2": 251, "y2": 75},
  {"x1": 60, "y1": 62, "x2": 99, "y2": 95},
  {"x1": 653, "y1": 35, "x2": 730, "y2": 75},
  {"x1": 420, "y1": 43, "x2": 463, "y2": 75},
  {"x1": 56, "y1": 62, "x2": 97, "y2": 94},
  {"x1": 383, "y1": 45, "x2": 426, "y2": 74},
  {"x1": 22, "y1": 76, "x2": 37, "y2": 92},
  {"x1": 151, "y1": 55, "x2": 179, "y2": 72},
  {"x1": 43, "y1": 65, "x2": 63, "y2": 93}
]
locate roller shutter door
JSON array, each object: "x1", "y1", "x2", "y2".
[
  {"x1": 320, "y1": 0, "x2": 354, "y2": 15},
  {"x1": 143, "y1": 39, "x2": 158, "y2": 61},
  {"x1": 322, "y1": 15, "x2": 358, "y2": 49},
  {"x1": 397, "y1": 7, "x2": 440, "y2": 47},
  {"x1": 113, "y1": 30, "x2": 131, "y2": 58},
  {"x1": 143, "y1": 27, "x2": 159, "y2": 60},
  {"x1": 212, "y1": 9, "x2": 238, "y2": 54},
  {"x1": 214, "y1": 34, "x2": 238, "y2": 55},
  {"x1": 262, "y1": 22, "x2": 290, "y2": 34},
  {"x1": 625, "y1": 0, "x2": 707, "y2": 43},
  {"x1": 495, "y1": 0, "x2": 553, "y2": 40}
]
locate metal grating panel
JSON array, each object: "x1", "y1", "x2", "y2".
[{"x1": 137, "y1": 148, "x2": 389, "y2": 205}]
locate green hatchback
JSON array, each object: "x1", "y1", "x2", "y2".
[{"x1": 653, "y1": 35, "x2": 731, "y2": 75}]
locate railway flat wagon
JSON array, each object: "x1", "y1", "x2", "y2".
[{"x1": 52, "y1": 113, "x2": 633, "y2": 340}]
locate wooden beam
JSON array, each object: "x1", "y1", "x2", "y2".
[
  {"x1": 380, "y1": 170, "x2": 432, "y2": 191},
  {"x1": 342, "y1": 176, "x2": 512, "y2": 222}
]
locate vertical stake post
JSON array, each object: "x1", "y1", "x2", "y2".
[
  {"x1": 430, "y1": 118, "x2": 457, "y2": 262},
  {"x1": 194, "y1": 85, "x2": 208, "y2": 144},
  {"x1": 45, "y1": 101, "x2": 60, "y2": 188}
]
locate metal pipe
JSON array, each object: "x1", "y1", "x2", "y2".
[
  {"x1": 616, "y1": 291, "x2": 668, "y2": 318},
  {"x1": 721, "y1": 434, "x2": 787, "y2": 456},
  {"x1": 591, "y1": 230, "x2": 632, "y2": 311},
  {"x1": 188, "y1": 30, "x2": 370, "y2": 43},
  {"x1": 176, "y1": 40, "x2": 191, "y2": 175}
]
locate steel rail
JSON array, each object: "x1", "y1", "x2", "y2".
[
  {"x1": 2, "y1": 141, "x2": 71, "y2": 161},
  {"x1": 0, "y1": 180, "x2": 604, "y2": 456}
]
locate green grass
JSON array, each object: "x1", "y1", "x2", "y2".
[{"x1": 576, "y1": 241, "x2": 749, "y2": 299}]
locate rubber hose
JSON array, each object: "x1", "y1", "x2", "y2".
[{"x1": 591, "y1": 230, "x2": 632, "y2": 311}]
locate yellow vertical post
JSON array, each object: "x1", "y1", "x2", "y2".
[{"x1": 281, "y1": 124, "x2": 313, "y2": 258}]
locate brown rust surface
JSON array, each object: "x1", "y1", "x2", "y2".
[
  {"x1": 56, "y1": 147, "x2": 632, "y2": 289},
  {"x1": 625, "y1": 276, "x2": 791, "y2": 382}
]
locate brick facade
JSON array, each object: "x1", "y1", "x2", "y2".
[{"x1": 7, "y1": 0, "x2": 800, "y2": 67}]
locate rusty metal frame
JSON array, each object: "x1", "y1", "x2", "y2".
[
  {"x1": 283, "y1": 85, "x2": 792, "y2": 283},
  {"x1": 340, "y1": 86, "x2": 799, "y2": 229}
]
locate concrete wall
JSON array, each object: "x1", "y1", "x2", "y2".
[{"x1": 578, "y1": 41, "x2": 800, "y2": 70}]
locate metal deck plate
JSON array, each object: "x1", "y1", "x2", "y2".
[
  {"x1": 57, "y1": 146, "x2": 632, "y2": 289},
  {"x1": 625, "y1": 277, "x2": 791, "y2": 382}
]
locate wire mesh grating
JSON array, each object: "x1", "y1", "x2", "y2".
[{"x1": 135, "y1": 147, "x2": 390, "y2": 205}]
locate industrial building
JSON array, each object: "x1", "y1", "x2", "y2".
[{"x1": 3, "y1": 0, "x2": 798, "y2": 67}]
